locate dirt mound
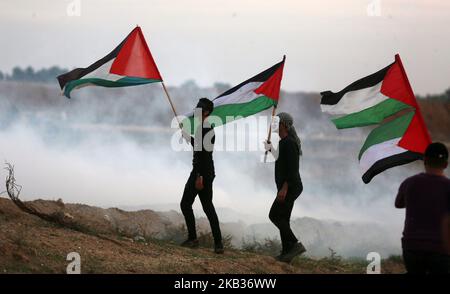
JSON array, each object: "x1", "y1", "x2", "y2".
[
  {"x1": 13, "y1": 198, "x2": 192, "y2": 239},
  {"x1": 0, "y1": 197, "x2": 404, "y2": 274}
]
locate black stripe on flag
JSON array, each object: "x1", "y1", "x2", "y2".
[
  {"x1": 362, "y1": 151, "x2": 422, "y2": 184},
  {"x1": 57, "y1": 29, "x2": 135, "y2": 90},
  {"x1": 320, "y1": 62, "x2": 394, "y2": 106},
  {"x1": 215, "y1": 59, "x2": 285, "y2": 100}
]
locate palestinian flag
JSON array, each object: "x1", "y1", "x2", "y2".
[
  {"x1": 58, "y1": 27, "x2": 162, "y2": 98},
  {"x1": 321, "y1": 54, "x2": 431, "y2": 183},
  {"x1": 183, "y1": 56, "x2": 285, "y2": 133}
]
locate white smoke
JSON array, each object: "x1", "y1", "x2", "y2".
[{"x1": 1, "y1": 80, "x2": 447, "y2": 257}]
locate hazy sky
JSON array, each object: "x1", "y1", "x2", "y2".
[{"x1": 1, "y1": 0, "x2": 449, "y2": 95}]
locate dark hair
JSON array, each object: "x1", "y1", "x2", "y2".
[
  {"x1": 424, "y1": 142, "x2": 448, "y2": 168},
  {"x1": 196, "y1": 98, "x2": 214, "y2": 114}
]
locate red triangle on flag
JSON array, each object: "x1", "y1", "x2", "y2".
[
  {"x1": 110, "y1": 27, "x2": 163, "y2": 80},
  {"x1": 381, "y1": 54, "x2": 432, "y2": 153},
  {"x1": 381, "y1": 62, "x2": 416, "y2": 108},
  {"x1": 254, "y1": 61, "x2": 285, "y2": 101},
  {"x1": 398, "y1": 113, "x2": 431, "y2": 154}
]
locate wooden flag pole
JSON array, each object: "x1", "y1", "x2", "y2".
[
  {"x1": 264, "y1": 105, "x2": 278, "y2": 163},
  {"x1": 263, "y1": 55, "x2": 285, "y2": 163},
  {"x1": 161, "y1": 82, "x2": 182, "y2": 129}
]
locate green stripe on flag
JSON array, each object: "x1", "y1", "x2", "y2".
[
  {"x1": 358, "y1": 111, "x2": 415, "y2": 160},
  {"x1": 332, "y1": 99, "x2": 411, "y2": 129},
  {"x1": 212, "y1": 95, "x2": 275, "y2": 124},
  {"x1": 64, "y1": 77, "x2": 161, "y2": 98},
  {"x1": 182, "y1": 95, "x2": 276, "y2": 134}
]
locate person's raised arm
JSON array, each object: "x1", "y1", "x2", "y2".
[
  {"x1": 264, "y1": 140, "x2": 280, "y2": 160},
  {"x1": 181, "y1": 129, "x2": 194, "y2": 147}
]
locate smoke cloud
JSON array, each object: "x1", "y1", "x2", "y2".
[{"x1": 1, "y1": 80, "x2": 446, "y2": 257}]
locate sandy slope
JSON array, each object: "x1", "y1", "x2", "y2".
[{"x1": 0, "y1": 198, "x2": 404, "y2": 274}]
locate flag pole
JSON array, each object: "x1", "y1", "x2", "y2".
[
  {"x1": 161, "y1": 82, "x2": 182, "y2": 129},
  {"x1": 263, "y1": 55, "x2": 285, "y2": 163},
  {"x1": 264, "y1": 105, "x2": 278, "y2": 163},
  {"x1": 136, "y1": 25, "x2": 181, "y2": 130}
]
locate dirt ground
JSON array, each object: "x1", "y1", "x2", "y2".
[{"x1": 0, "y1": 197, "x2": 405, "y2": 274}]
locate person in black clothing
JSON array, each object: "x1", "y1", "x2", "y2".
[
  {"x1": 180, "y1": 98, "x2": 224, "y2": 254},
  {"x1": 395, "y1": 142, "x2": 450, "y2": 274},
  {"x1": 264, "y1": 112, "x2": 306, "y2": 263}
]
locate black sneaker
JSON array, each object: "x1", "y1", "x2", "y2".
[
  {"x1": 275, "y1": 243, "x2": 294, "y2": 261},
  {"x1": 181, "y1": 239, "x2": 199, "y2": 248},
  {"x1": 279, "y1": 242, "x2": 306, "y2": 263},
  {"x1": 214, "y1": 243, "x2": 225, "y2": 254},
  {"x1": 275, "y1": 251, "x2": 286, "y2": 261}
]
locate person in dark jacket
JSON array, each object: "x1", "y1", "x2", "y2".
[
  {"x1": 180, "y1": 98, "x2": 224, "y2": 254},
  {"x1": 395, "y1": 142, "x2": 450, "y2": 274},
  {"x1": 264, "y1": 112, "x2": 306, "y2": 263}
]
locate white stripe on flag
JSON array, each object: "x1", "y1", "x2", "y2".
[
  {"x1": 321, "y1": 82, "x2": 389, "y2": 116},
  {"x1": 83, "y1": 59, "x2": 124, "y2": 81},
  {"x1": 214, "y1": 82, "x2": 264, "y2": 107},
  {"x1": 359, "y1": 138, "x2": 407, "y2": 173}
]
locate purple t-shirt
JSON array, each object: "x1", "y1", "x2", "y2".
[{"x1": 396, "y1": 173, "x2": 450, "y2": 254}]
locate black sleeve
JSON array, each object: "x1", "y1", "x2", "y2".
[
  {"x1": 209, "y1": 128, "x2": 215, "y2": 145},
  {"x1": 447, "y1": 184, "x2": 450, "y2": 213},
  {"x1": 196, "y1": 127, "x2": 214, "y2": 176},
  {"x1": 284, "y1": 140, "x2": 299, "y2": 186},
  {"x1": 395, "y1": 181, "x2": 407, "y2": 209}
]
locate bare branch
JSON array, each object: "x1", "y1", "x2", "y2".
[{"x1": 3, "y1": 162, "x2": 122, "y2": 246}]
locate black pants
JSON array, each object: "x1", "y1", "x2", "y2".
[
  {"x1": 269, "y1": 182, "x2": 303, "y2": 253},
  {"x1": 403, "y1": 250, "x2": 450, "y2": 274},
  {"x1": 180, "y1": 171, "x2": 222, "y2": 244}
]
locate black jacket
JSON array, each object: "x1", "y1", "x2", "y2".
[
  {"x1": 275, "y1": 136, "x2": 301, "y2": 190},
  {"x1": 190, "y1": 123, "x2": 215, "y2": 178}
]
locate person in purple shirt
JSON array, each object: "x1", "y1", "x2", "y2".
[{"x1": 395, "y1": 142, "x2": 450, "y2": 274}]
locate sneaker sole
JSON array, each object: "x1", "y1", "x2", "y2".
[
  {"x1": 279, "y1": 245, "x2": 306, "y2": 263},
  {"x1": 181, "y1": 242, "x2": 199, "y2": 249}
]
